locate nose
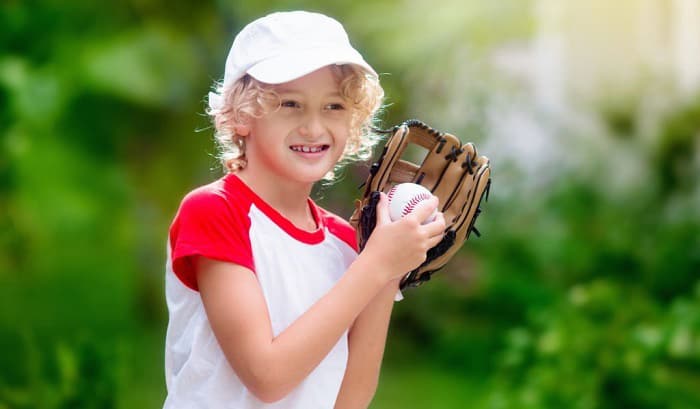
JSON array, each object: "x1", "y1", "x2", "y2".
[{"x1": 298, "y1": 113, "x2": 326, "y2": 139}]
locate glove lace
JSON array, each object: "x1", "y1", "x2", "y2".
[{"x1": 445, "y1": 146, "x2": 464, "y2": 162}]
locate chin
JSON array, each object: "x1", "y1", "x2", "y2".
[{"x1": 298, "y1": 168, "x2": 335, "y2": 184}]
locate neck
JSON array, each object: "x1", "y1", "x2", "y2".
[{"x1": 235, "y1": 169, "x2": 316, "y2": 230}]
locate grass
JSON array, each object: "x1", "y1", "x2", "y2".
[{"x1": 372, "y1": 363, "x2": 490, "y2": 408}]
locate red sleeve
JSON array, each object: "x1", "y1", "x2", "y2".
[{"x1": 169, "y1": 187, "x2": 254, "y2": 291}]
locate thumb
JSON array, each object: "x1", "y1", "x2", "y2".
[{"x1": 375, "y1": 192, "x2": 391, "y2": 226}]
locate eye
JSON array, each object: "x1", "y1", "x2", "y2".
[
  {"x1": 281, "y1": 100, "x2": 301, "y2": 109},
  {"x1": 326, "y1": 102, "x2": 346, "y2": 111}
]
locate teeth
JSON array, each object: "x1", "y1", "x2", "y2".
[{"x1": 292, "y1": 145, "x2": 325, "y2": 153}]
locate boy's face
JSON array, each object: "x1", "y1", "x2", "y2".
[{"x1": 242, "y1": 66, "x2": 352, "y2": 186}]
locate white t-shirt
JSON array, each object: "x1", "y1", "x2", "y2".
[{"x1": 164, "y1": 173, "x2": 358, "y2": 409}]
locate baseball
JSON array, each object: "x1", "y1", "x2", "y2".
[{"x1": 387, "y1": 183, "x2": 437, "y2": 224}]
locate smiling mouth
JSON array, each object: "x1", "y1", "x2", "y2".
[{"x1": 290, "y1": 145, "x2": 330, "y2": 153}]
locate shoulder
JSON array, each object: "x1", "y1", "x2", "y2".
[
  {"x1": 175, "y1": 175, "x2": 249, "y2": 217},
  {"x1": 170, "y1": 175, "x2": 255, "y2": 241},
  {"x1": 178, "y1": 178, "x2": 228, "y2": 211},
  {"x1": 317, "y1": 206, "x2": 358, "y2": 252},
  {"x1": 168, "y1": 175, "x2": 256, "y2": 291}
]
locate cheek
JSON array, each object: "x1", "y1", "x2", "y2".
[
  {"x1": 337, "y1": 133, "x2": 354, "y2": 155},
  {"x1": 330, "y1": 114, "x2": 352, "y2": 137},
  {"x1": 332, "y1": 124, "x2": 351, "y2": 146}
]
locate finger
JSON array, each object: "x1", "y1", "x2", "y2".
[
  {"x1": 426, "y1": 232, "x2": 445, "y2": 249},
  {"x1": 375, "y1": 192, "x2": 391, "y2": 226},
  {"x1": 423, "y1": 211, "x2": 446, "y2": 237},
  {"x1": 407, "y1": 196, "x2": 439, "y2": 224}
]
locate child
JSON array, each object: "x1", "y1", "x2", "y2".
[{"x1": 164, "y1": 10, "x2": 445, "y2": 409}]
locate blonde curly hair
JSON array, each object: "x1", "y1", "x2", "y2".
[{"x1": 207, "y1": 64, "x2": 384, "y2": 180}]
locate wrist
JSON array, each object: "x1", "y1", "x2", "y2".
[{"x1": 353, "y1": 251, "x2": 395, "y2": 288}]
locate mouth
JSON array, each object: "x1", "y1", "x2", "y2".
[{"x1": 289, "y1": 144, "x2": 330, "y2": 154}]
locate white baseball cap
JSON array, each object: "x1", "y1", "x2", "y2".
[{"x1": 208, "y1": 11, "x2": 377, "y2": 110}]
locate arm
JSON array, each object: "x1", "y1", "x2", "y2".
[
  {"x1": 336, "y1": 209, "x2": 448, "y2": 409},
  {"x1": 334, "y1": 280, "x2": 398, "y2": 409},
  {"x1": 197, "y1": 253, "x2": 387, "y2": 403},
  {"x1": 197, "y1": 195, "x2": 445, "y2": 403}
]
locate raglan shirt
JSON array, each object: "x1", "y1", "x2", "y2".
[{"x1": 163, "y1": 173, "x2": 358, "y2": 409}]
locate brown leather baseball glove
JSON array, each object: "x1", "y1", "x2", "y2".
[{"x1": 350, "y1": 119, "x2": 491, "y2": 290}]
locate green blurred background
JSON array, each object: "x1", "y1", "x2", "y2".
[{"x1": 2, "y1": 0, "x2": 699, "y2": 408}]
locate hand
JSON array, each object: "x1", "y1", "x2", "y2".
[{"x1": 360, "y1": 192, "x2": 446, "y2": 283}]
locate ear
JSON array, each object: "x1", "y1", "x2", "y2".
[{"x1": 234, "y1": 124, "x2": 250, "y2": 137}]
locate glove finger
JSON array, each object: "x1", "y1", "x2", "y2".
[
  {"x1": 441, "y1": 143, "x2": 477, "y2": 215},
  {"x1": 443, "y1": 147, "x2": 490, "y2": 231},
  {"x1": 415, "y1": 132, "x2": 461, "y2": 193},
  {"x1": 426, "y1": 133, "x2": 465, "y2": 209}
]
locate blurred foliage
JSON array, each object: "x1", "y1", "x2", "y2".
[
  {"x1": 655, "y1": 97, "x2": 700, "y2": 195},
  {"x1": 1, "y1": 0, "x2": 699, "y2": 408}
]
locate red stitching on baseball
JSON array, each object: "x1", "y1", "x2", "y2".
[
  {"x1": 387, "y1": 185, "x2": 398, "y2": 201},
  {"x1": 401, "y1": 192, "x2": 431, "y2": 216}
]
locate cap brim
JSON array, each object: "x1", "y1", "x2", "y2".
[{"x1": 246, "y1": 46, "x2": 377, "y2": 84}]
